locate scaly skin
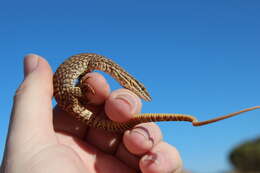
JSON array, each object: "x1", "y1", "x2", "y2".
[{"x1": 53, "y1": 53, "x2": 260, "y2": 133}]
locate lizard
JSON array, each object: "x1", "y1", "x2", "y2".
[{"x1": 53, "y1": 53, "x2": 260, "y2": 133}]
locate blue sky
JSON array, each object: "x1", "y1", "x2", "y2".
[{"x1": 1, "y1": 1, "x2": 260, "y2": 172}]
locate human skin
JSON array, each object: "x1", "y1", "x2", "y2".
[{"x1": 1, "y1": 54, "x2": 182, "y2": 173}]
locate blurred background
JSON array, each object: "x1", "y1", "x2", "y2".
[{"x1": 1, "y1": 1, "x2": 260, "y2": 172}]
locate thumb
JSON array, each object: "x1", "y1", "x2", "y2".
[{"x1": 7, "y1": 54, "x2": 56, "y2": 154}]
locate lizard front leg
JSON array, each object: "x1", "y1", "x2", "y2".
[
  {"x1": 68, "y1": 96, "x2": 94, "y2": 124},
  {"x1": 65, "y1": 83, "x2": 94, "y2": 124}
]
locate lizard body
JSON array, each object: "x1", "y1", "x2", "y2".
[{"x1": 53, "y1": 53, "x2": 260, "y2": 133}]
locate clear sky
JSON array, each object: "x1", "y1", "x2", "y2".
[{"x1": 1, "y1": 1, "x2": 260, "y2": 172}]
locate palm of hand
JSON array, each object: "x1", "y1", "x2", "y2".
[{"x1": 52, "y1": 106, "x2": 138, "y2": 173}]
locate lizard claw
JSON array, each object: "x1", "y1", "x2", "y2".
[{"x1": 80, "y1": 76, "x2": 96, "y2": 96}]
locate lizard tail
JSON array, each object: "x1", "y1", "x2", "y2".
[
  {"x1": 88, "y1": 113, "x2": 197, "y2": 133},
  {"x1": 88, "y1": 106, "x2": 260, "y2": 133}
]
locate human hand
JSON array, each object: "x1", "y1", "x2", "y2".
[{"x1": 1, "y1": 54, "x2": 182, "y2": 173}]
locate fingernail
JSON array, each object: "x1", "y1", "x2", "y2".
[
  {"x1": 114, "y1": 93, "x2": 137, "y2": 114},
  {"x1": 131, "y1": 128, "x2": 151, "y2": 142},
  {"x1": 24, "y1": 54, "x2": 39, "y2": 77},
  {"x1": 142, "y1": 153, "x2": 160, "y2": 166}
]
